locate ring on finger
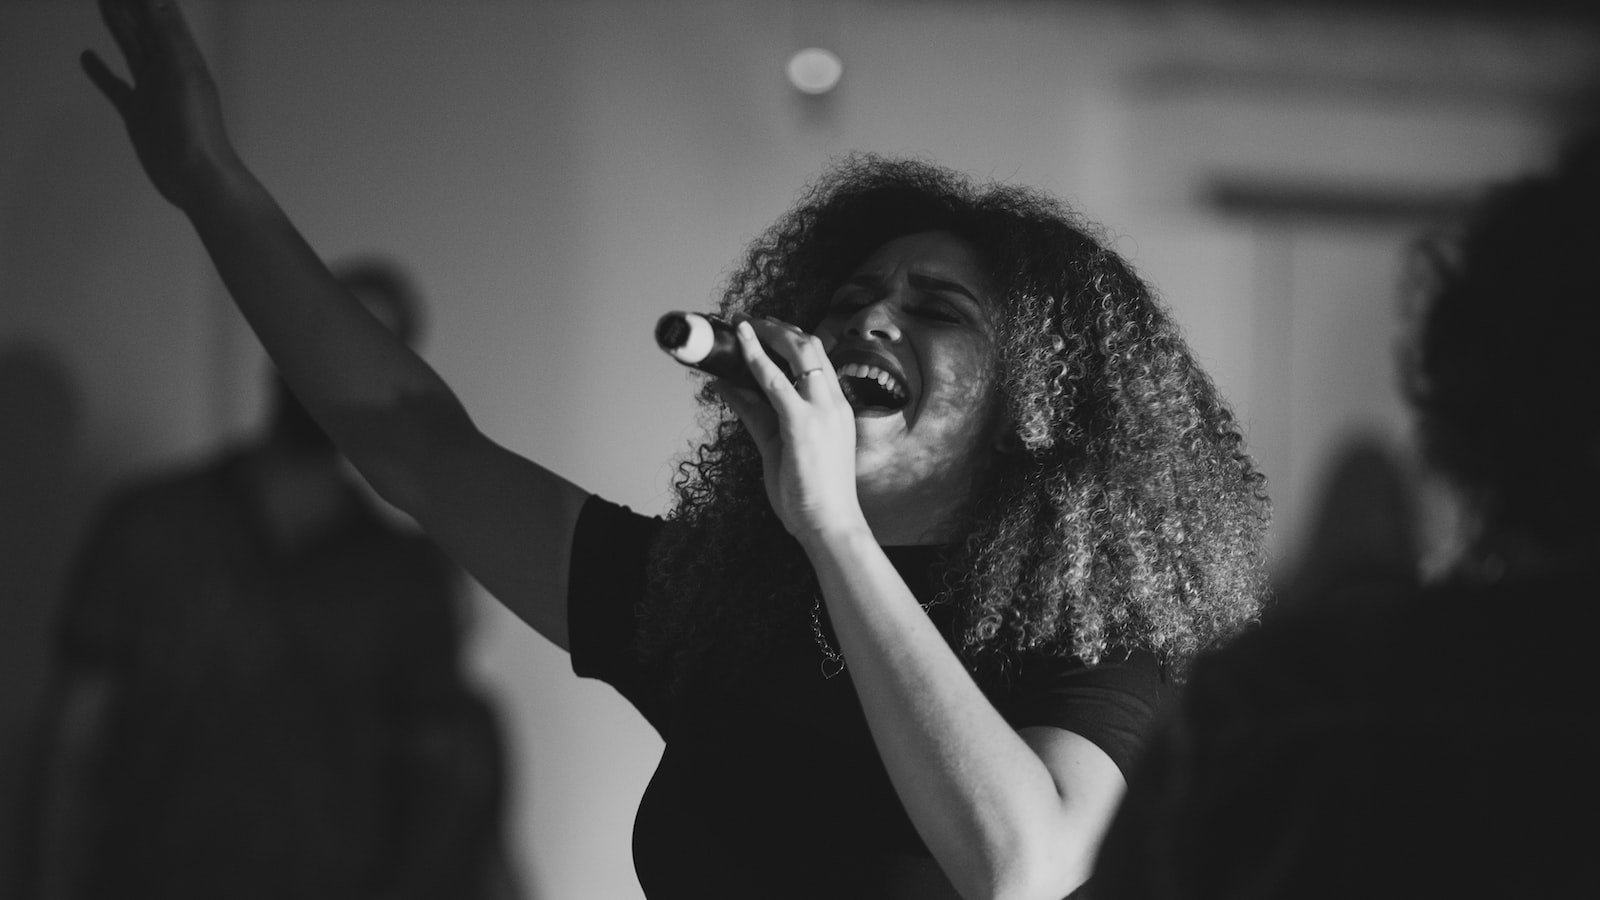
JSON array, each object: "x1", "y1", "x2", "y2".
[{"x1": 792, "y1": 368, "x2": 827, "y2": 386}]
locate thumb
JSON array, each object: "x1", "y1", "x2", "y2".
[{"x1": 82, "y1": 50, "x2": 134, "y2": 116}]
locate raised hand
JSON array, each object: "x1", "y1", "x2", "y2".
[
  {"x1": 711, "y1": 316, "x2": 866, "y2": 543},
  {"x1": 83, "y1": 0, "x2": 239, "y2": 210}
]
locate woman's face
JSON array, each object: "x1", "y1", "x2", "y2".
[{"x1": 812, "y1": 230, "x2": 1009, "y2": 543}]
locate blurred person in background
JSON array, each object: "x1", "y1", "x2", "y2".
[
  {"x1": 24, "y1": 257, "x2": 520, "y2": 900},
  {"x1": 1269, "y1": 434, "x2": 1420, "y2": 613},
  {"x1": 79, "y1": 1, "x2": 1272, "y2": 896},
  {"x1": 1087, "y1": 127, "x2": 1600, "y2": 899}
]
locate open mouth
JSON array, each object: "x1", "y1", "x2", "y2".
[{"x1": 837, "y1": 362, "x2": 909, "y2": 412}]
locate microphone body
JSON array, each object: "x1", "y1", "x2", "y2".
[{"x1": 655, "y1": 311, "x2": 795, "y2": 386}]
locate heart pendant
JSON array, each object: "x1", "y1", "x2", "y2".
[{"x1": 820, "y1": 657, "x2": 845, "y2": 679}]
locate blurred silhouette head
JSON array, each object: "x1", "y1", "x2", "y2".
[
  {"x1": 332, "y1": 256, "x2": 425, "y2": 347},
  {"x1": 269, "y1": 257, "x2": 425, "y2": 455},
  {"x1": 1404, "y1": 128, "x2": 1600, "y2": 559},
  {"x1": 1277, "y1": 434, "x2": 1418, "y2": 608}
]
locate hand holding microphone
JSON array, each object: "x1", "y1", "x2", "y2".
[
  {"x1": 655, "y1": 311, "x2": 796, "y2": 386},
  {"x1": 658, "y1": 311, "x2": 861, "y2": 541}
]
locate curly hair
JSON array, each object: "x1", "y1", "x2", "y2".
[
  {"x1": 642, "y1": 154, "x2": 1270, "y2": 694},
  {"x1": 1404, "y1": 129, "x2": 1600, "y2": 553}
]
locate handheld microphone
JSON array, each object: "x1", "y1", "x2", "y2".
[{"x1": 655, "y1": 311, "x2": 795, "y2": 385}]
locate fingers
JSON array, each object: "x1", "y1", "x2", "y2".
[
  {"x1": 146, "y1": 0, "x2": 209, "y2": 71},
  {"x1": 734, "y1": 319, "x2": 793, "y2": 396},
  {"x1": 734, "y1": 317, "x2": 837, "y2": 404},
  {"x1": 81, "y1": 50, "x2": 133, "y2": 116},
  {"x1": 96, "y1": 0, "x2": 146, "y2": 77},
  {"x1": 710, "y1": 379, "x2": 778, "y2": 445},
  {"x1": 96, "y1": 0, "x2": 207, "y2": 79},
  {"x1": 88, "y1": 0, "x2": 220, "y2": 125}
]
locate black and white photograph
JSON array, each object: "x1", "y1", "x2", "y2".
[{"x1": 2, "y1": 1, "x2": 1597, "y2": 897}]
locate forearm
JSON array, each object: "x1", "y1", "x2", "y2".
[
  {"x1": 801, "y1": 526, "x2": 1091, "y2": 900},
  {"x1": 183, "y1": 159, "x2": 466, "y2": 502}
]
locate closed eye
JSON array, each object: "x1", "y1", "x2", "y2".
[
  {"x1": 826, "y1": 288, "x2": 875, "y2": 317},
  {"x1": 826, "y1": 277, "x2": 981, "y2": 326},
  {"x1": 910, "y1": 302, "x2": 962, "y2": 323}
]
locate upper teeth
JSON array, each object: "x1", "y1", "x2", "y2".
[{"x1": 837, "y1": 362, "x2": 906, "y2": 399}]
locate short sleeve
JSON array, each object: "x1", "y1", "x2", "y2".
[
  {"x1": 566, "y1": 494, "x2": 669, "y2": 730},
  {"x1": 999, "y1": 650, "x2": 1174, "y2": 779}
]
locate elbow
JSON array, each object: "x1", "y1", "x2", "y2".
[
  {"x1": 984, "y1": 865, "x2": 1089, "y2": 900},
  {"x1": 958, "y1": 832, "x2": 1094, "y2": 900},
  {"x1": 337, "y1": 388, "x2": 476, "y2": 517}
]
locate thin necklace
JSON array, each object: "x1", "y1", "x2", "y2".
[
  {"x1": 810, "y1": 596, "x2": 847, "y2": 679},
  {"x1": 809, "y1": 592, "x2": 946, "y2": 680}
]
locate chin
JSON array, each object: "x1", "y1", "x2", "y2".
[
  {"x1": 852, "y1": 407, "x2": 910, "y2": 442},
  {"x1": 851, "y1": 438, "x2": 901, "y2": 475}
]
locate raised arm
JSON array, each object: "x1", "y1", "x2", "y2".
[{"x1": 84, "y1": 0, "x2": 587, "y2": 647}]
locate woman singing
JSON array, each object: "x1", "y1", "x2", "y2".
[{"x1": 84, "y1": 2, "x2": 1270, "y2": 897}]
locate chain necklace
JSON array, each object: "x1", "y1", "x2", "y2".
[
  {"x1": 809, "y1": 592, "x2": 947, "y2": 680},
  {"x1": 809, "y1": 596, "x2": 848, "y2": 679}
]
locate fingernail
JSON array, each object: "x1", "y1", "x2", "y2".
[{"x1": 737, "y1": 320, "x2": 755, "y2": 338}]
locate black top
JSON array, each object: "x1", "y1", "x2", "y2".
[{"x1": 568, "y1": 494, "x2": 1173, "y2": 898}]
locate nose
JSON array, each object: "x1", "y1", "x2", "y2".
[{"x1": 846, "y1": 299, "x2": 902, "y2": 343}]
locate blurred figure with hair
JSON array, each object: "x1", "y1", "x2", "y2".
[
  {"x1": 25, "y1": 258, "x2": 520, "y2": 900},
  {"x1": 1087, "y1": 128, "x2": 1600, "y2": 899},
  {"x1": 1271, "y1": 433, "x2": 1420, "y2": 613}
]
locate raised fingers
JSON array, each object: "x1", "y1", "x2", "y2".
[
  {"x1": 96, "y1": 0, "x2": 147, "y2": 77},
  {"x1": 81, "y1": 50, "x2": 134, "y2": 115},
  {"x1": 145, "y1": 0, "x2": 209, "y2": 72}
]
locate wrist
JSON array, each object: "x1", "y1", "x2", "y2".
[
  {"x1": 181, "y1": 147, "x2": 254, "y2": 216},
  {"x1": 795, "y1": 515, "x2": 877, "y2": 558}
]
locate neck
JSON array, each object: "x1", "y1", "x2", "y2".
[
  {"x1": 859, "y1": 492, "x2": 965, "y2": 546},
  {"x1": 856, "y1": 464, "x2": 996, "y2": 546}
]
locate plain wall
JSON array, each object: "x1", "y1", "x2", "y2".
[{"x1": 4, "y1": 1, "x2": 1596, "y2": 897}]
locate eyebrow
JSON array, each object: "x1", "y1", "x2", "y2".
[
  {"x1": 908, "y1": 273, "x2": 981, "y2": 306},
  {"x1": 842, "y1": 272, "x2": 982, "y2": 306}
]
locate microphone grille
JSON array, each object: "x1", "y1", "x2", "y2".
[{"x1": 655, "y1": 312, "x2": 692, "y2": 350}]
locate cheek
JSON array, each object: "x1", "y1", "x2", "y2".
[
  {"x1": 924, "y1": 345, "x2": 1003, "y2": 436},
  {"x1": 811, "y1": 324, "x2": 841, "y2": 353}
]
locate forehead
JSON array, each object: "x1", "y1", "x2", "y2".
[
  {"x1": 848, "y1": 230, "x2": 998, "y2": 318},
  {"x1": 853, "y1": 230, "x2": 986, "y2": 279}
]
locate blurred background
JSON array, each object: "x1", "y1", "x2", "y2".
[{"x1": 3, "y1": 0, "x2": 1597, "y2": 897}]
